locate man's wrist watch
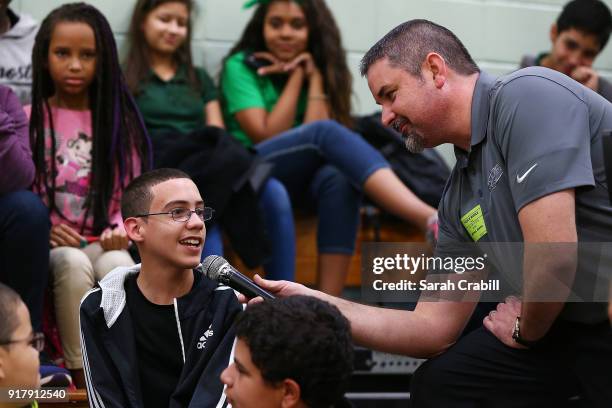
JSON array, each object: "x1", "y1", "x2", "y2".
[{"x1": 512, "y1": 316, "x2": 538, "y2": 347}]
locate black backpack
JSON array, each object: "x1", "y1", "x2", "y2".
[{"x1": 354, "y1": 113, "x2": 451, "y2": 208}]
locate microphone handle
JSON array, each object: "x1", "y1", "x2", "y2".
[{"x1": 228, "y1": 271, "x2": 276, "y2": 300}]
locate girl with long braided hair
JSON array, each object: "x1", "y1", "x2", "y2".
[{"x1": 27, "y1": 2, "x2": 151, "y2": 387}]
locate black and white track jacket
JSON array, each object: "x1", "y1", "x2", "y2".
[{"x1": 80, "y1": 264, "x2": 242, "y2": 408}]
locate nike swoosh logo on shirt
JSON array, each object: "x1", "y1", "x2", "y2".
[{"x1": 516, "y1": 163, "x2": 538, "y2": 184}]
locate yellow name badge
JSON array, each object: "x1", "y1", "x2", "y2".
[{"x1": 461, "y1": 205, "x2": 487, "y2": 241}]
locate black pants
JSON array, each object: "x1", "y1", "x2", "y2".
[
  {"x1": 411, "y1": 320, "x2": 612, "y2": 408},
  {"x1": 0, "y1": 190, "x2": 50, "y2": 332}
]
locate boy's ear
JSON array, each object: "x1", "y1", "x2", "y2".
[
  {"x1": 0, "y1": 351, "x2": 6, "y2": 382},
  {"x1": 280, "y1": 379, "x2": 301, "y2": 408},
  {"x1": 550, "y1": 23, "x2": 559, "y2": 43},
  {"x1": 124, "y1": 218, "x2": 145, "y2": 243}
]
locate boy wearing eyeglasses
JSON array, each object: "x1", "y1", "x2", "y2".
[
  {"x1": 0, "y1": 282, "x2": 41, "y2": 404},
  {"x1": 79, "y1": 168, "x2": 242, "y2": 408}
]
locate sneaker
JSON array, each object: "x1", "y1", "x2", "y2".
[
  {"x1": 426, "y1": 213, "x2": 439, "y2": 249},
  {"x1": 39, "y1": 352, "x2": 72, "y2": 387}
]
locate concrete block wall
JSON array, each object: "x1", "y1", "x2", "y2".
[{"x1": 13, "y1": 0, "x2": 612, "y2": 164}]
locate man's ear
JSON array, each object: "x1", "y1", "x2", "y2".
[
  {"x1": 550, "y1": 23, "x2": 559, "y2": 43},
  {"x1": 124, "y1": 218, "x2": 145, "y2": 243},
  {"x1": 424, "y1": 52, "x2": 447, "y2": 89},
  {"x1": 280, "y1": 378, "x2": 301, "y2": 408}
]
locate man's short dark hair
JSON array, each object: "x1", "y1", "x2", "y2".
[
  {"x1": 235, "y1": 296, "x2": 353, "y2": 408},
  {"x1": 121, "y1": 168, "x2": 191, "y2": 219},
  {"x1": 0, "y1": 283, "x2": 22, "y2": 345},
  {"x1": 360, "y1": 19, "x2": 479, "y2": 78},
  {"x1": 557, "y1": 0, "x2": 612, "y2": 49}
]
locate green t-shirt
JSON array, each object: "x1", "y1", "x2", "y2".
[
  {"x1": 221, "y1": 51, "x2": 307, "y2": 147},
  {"x1": 135, "y1": 64, "x2": 218, "y2": 135}
]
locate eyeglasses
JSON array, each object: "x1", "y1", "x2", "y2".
[
  {"x1": 134, "y1": 207, "x2": 214, "y2": 223},
  {"x1": 0, "y1": 332, "x2": 45, "y2": 352}
]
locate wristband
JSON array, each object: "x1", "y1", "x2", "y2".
[{"x1": 512, "y1": 316, "x2": 539, "y2": 347}]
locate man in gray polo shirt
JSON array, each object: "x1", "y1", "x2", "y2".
[{"x1": 247, "y1": 19, "x2": 612, "y2": 407}]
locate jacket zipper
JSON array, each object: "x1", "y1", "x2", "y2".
[{"x1": 173, "y1": 298, "x2": 186, "y2": 363}]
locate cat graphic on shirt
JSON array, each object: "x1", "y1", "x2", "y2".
[{"x1": 53, "y1": 131, "x2": 93, "y2": 217}]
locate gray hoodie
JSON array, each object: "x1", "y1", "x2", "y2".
[{"x1": 0, "y1": 9, "x2": 38, "y2": 104}]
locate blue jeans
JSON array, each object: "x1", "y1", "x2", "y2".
[
  {"x1": 255, "y1": 120, "x2": 389, "y2": 254},
  {"x1": 202, "y1": 224, "x2": 224, "y2": 258},
  {"x1": 0, "y1": 190, "x2": 50, "y2": 332},
  {"x1": 202, "y1": 178, "x2": 295, "y2": 281}
]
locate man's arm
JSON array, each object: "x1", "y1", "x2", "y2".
[
  {"x1": 337, "y1": 296, "x2": 477, "y2": 357},
  {"x1": 485, "y1": 190, "x2": 577, "y2": 346},
  {"x1": 484, "y1": 73, "x2": 594, "y2": 346},
  {"x1": 518, "y1": 189, "x2": 577, "y2": 341},
  {"x1": 251, "y1": 276, "x2": 476, "y2": 358},
  {"x1": 0, "y1": 86, "x2": 34, "y2": 193}
]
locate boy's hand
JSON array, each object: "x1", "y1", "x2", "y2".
[
  {"x1": 50, "y1": 224, "x2": 85, "y2": 248},
  {"x1": 571, "y1": 66, "x2": 599, "y2": 92},
  {"x1": 100, "y1": 227, "x2": 129, "y2": 251}
]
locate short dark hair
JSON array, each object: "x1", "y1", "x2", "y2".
[
  {"x1": 360, "y1": 19, "x2": 479, "y2": 78},
  {"x1": 557, "y1": 0, "x2": 612, "y2": 49},
  {"x1": 235, "y1": 296, "x2": 353, "y2": 408},
  {"x1": 121, "y1": 168, "x2": 191, "y2": 219},
  {"x1": 0, "y1": 283, "x2": 22, "y2": 346}
]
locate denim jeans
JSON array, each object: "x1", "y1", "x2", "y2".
[
  {"x1": 0, "y1": 190, "x2": 50, "y2": 332},
  {"x1": 201, "y1": 224, "x2": 224, "y2": 258},
  {"x1": 202, "y1": 178, "x2": 295, "y2": 281},
  {"x1": 255, "y1": 120, "x2": 389, "y2": 254}
]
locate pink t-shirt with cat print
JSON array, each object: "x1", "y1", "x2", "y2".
[{"x1": 25, "y1": 106, "x2": 136, "y2": 236}]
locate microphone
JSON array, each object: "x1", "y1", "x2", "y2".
[{"x1": 198, "y1": 255, "x2": 275, "y2": 300}]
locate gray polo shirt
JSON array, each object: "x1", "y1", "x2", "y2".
[{"x1": 436, "y1": 67, "x2": 612, "y2": 323}]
